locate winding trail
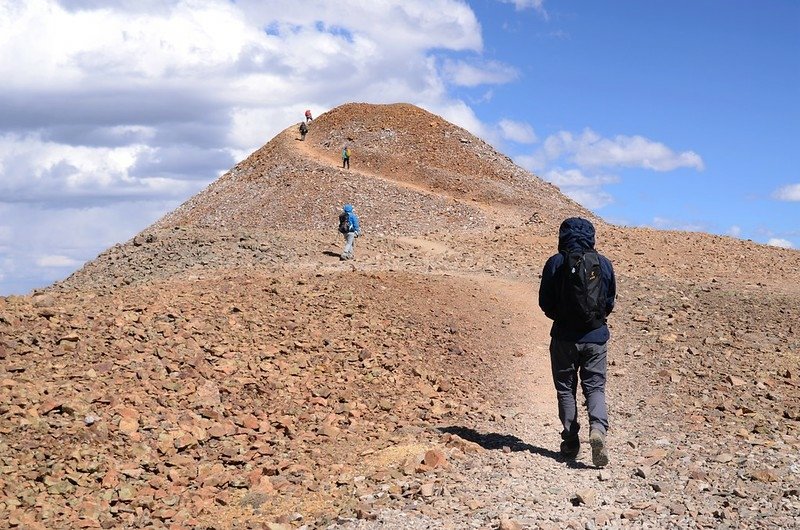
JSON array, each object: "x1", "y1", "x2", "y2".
[{"x1": 291, "y1": 130, "x2": 557, "y2": 437}]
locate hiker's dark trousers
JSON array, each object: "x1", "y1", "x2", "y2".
[{"x1": 549, "y1": 338, "x2": 609, "y2": 441}]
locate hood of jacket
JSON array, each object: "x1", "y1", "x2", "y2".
[
  {"x1": 557, "y1": 217, "x2": 596, "y2": 252},
  {"x1": 343, "y1": 204, "x2": 354, "y2": 213}
]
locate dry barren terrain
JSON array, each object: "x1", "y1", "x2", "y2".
[{"x1": 1, "y1": 103, "x2": 798, "y2": 529}]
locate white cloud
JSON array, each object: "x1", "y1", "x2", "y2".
[
  {"x1": 767, "y1": 238, "x2": 793, "y2": 249},
  {"x1": 543, "y1": 168, "x2": 618, "y2": 188},
  {"x1": 0, "y1": 0, "x2": 509, "y2": 294},
  {"x1": 442, "y1": 59, "x2": 519, "y2": 87},
  {"x1": 562, "y1": 188, "x2": 614, "y2": 210},
  {"x1": 773, "y1": 183, "x2": 800, "y2": 201},
  {"x1": 498, "y1": 0, "x2": 548, "y2": 18},
  {"x1": 538, "y1": 129, "x2": 704, "y2": 171},
  {"x1": 537, "y1": 168, "x2": 617, "y2": 209},
  {"x1": 498, "y1": 119, "x2": 537, "y2": 144},
  {"x1": 515, "y1": 128, "x2": 704, "y2": 209},
  {"x1": 36, "y1": 255, "x2": 82, "y2": 268},
  {"x1": 651, "y1": 217, "x2": 707, "y2": 232},
  {"x1": 727, "y1": 225, "x2": 742, "y2": 237}
]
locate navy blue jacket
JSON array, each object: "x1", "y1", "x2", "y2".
[{"x1": 538, "y1": 217, "x2": 616, "y2": 343}]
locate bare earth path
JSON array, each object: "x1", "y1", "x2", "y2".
[{"x1": 8, "y1": 103, "x2": 797, "y2": 530}]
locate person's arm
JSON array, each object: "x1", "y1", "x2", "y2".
[
  {"x1": 351, "y1": 214, "x2": 361, "y2": 234},
  {"x1": 602, "y1": 257, "x2": 616, "y2": 316},
  {"x1": 538, "y1": 255, "x2": 561, "y2": 321}
]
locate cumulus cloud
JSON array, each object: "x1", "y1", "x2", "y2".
[
  {"x1": 36, "y1": 255, "x2": 82, "y2": 268},
  {"x1": 727, "y1": 225, "x2": 742, "y2": 237},
  {"x1": 498, "y1": 119, "x2": 537, "y2": 144},
  {"x1": 442, "y1": 59, "x2": 519, "y2": 87},
  {"x1": 514, "y1": 127, "x2": 704, "y2": 211},
  {"x1": 540, "y1": 168, "x2": 617, "y2": 209},
  {"x1": 0, "y1": 0, "x2": 525, "y2": 294},
  {"x1": 499, "y1": 0, "x2": 548, "y2": 18},
  {"x1": 773, "y1": 183, "x2": 800, "y2": 201},
  {"x1": 651, "y1": 217, "x2": 707, "y2": 232},
  {"x1": 538, "y1": 129, "x2": 704, "y2": 171},
  {"x1": 561, "y1": 188, "x2": 614, "y2": 210},
  {"x1": 767, "y1": 238, "x2": 793, "y2": 249},
  {"x1": 543, "y1": 168, "x2": 618, "y2": 188}
]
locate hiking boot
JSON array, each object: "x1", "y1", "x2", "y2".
[
  {"x1": 560, "y1": 438, "x2": 580, "y2": 459},
  {"x1": 589, "y1": 429, "x2": 609, "y2": 467}
]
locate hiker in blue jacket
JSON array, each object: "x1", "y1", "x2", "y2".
[
  {"x1": 538, "y1": 217, "x2": 616, "y2": 467},
  {"x1": 339, "y1": 204, "x2": 361, "y2": 260}
]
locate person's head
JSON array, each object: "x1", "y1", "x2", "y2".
[
  {"x1": 343, "y1": 204, "x2": 354, "y2": 213},
  {"x1": 557, "y1": 217, "x2": 595, "y2": 252}
]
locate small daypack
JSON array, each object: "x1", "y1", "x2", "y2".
[
  {"x1": 338, "y1": 212, "x2": 352, "y2": 234},
  {"x1": 557, "y1": 249, "x2": 606, "y2": 330}
]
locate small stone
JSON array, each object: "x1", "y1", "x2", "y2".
[
  {"x1": 356, "y1": 504, "x2": 376, "y2": 520},
  {"x1": 499, "y1": 516, "x2": 523, "y2": 530},
  {"x1": 173, "y1": 434, "x2": 197, "y2": 450},
  {"x1": 750, "y1": 468, "x2": 779, "y2": 482},
  {"x1": 423, "y1": 449, "x2": 447, "y2": 469},
  {"x1": 318, "y1": 424, "x2": 340, "y2": 438},
  {"x1": 39, "y1": 399, "x2": 62, "y2": 415},
  {"x1": 727, "y1": 374, "x2": 746, "y2": 386},
  {"x1": 119, "y1": 417, "x2": 138, "y2": 435},
  {"x1": 420, "y1": 482, "x2": 435, "y2": 497},
  {"x1": 239, "y1": 491, "x2": 269, "y2": 509},
  {"x1": 574, "y1": 489, "x2": 597, "y2": 506}
]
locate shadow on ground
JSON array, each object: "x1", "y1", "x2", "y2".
[{"x1": 438, "y1": 425, "x2": 593, "y2": 468}]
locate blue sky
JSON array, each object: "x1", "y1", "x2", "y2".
[{"x1": 0, "y1": 0, "x2": 798, "y2": 294}]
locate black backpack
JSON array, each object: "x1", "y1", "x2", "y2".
[
  {"x1": 557, "y1": 249, "x2": 606, "y2": 331},
  {"x1": 338, "y1": 212, "x2": 352, "y2": 234}
]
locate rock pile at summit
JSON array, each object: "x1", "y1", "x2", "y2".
[{"x1": 1, "y1": 103, "x2": 798, "y2": 529}]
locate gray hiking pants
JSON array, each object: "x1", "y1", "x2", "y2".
[
  {"x1": 342, "y1": 232, "x2": 355, "y2": 259},
  {"x1": 549, "y1": 338, "x2": 609, "y2": 441}
]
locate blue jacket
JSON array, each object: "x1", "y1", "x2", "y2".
[
  {"x1": 538, "y1": 217, "x2": 616, "y2": 343},
  {"x1": 343, "y1": 204, "x2": 360, "y2": 233}
]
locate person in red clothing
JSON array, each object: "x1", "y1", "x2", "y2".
[{"x1": 304, "y1": 109, "x2": 313, "y2": 123}]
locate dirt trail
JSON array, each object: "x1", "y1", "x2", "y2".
[
  {"x1": 292, "y1": 134, "x2": 524, "y2": 224},
  {"x1": 292, "y1": 134, "x2": 555, "y2": 419}
]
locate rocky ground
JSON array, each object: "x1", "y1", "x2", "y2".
[{"x1": 1, "y1": 103, "x2": 798, "y2": 529}]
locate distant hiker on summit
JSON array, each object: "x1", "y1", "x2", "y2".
[
  {"x1": 338, "y1": 204, "x2": 361, "y2": 260},
  {"x1": 538, "y1": 217, "x2": 616, "y2": 467},
  {"x1": 298, "y1": 121, "x2": 308, "y2": 141},
  {"x1": 341, "y1": 145, "x2": 351, "y2": 169},
  {"x1": 305, "y1": 109, "x2": 313, "y2": 123}
]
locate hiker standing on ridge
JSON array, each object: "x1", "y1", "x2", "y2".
[
  {"x1": 538, "y1": 217, "x2": 616, "y2": 467},
  {"x1": 338, "y1": 204, "x2": 361, "y2": 260},
  {"x1": 341, "y1": 145, "x2": 351, "y2": 169},
  {"x1": 298, "y1": 121, "x2": 308, "y2": 141},
  {"x1": 305, "y1": 109, "x2": 313, "y2": 123}
]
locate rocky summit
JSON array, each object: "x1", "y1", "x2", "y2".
[{"x1": 1, "y1": 103, "x2": 798, "y2": 529}]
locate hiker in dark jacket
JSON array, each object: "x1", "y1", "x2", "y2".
[
  {"x1": 339, "y1": 204, "x2": 361, "y2": 260},
  {"x1": 538, "y1": 217, "x2": 616, "y2": 467},
  {"x1": 299, "y1": 121, "x2": 308, "y2": 141}
]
